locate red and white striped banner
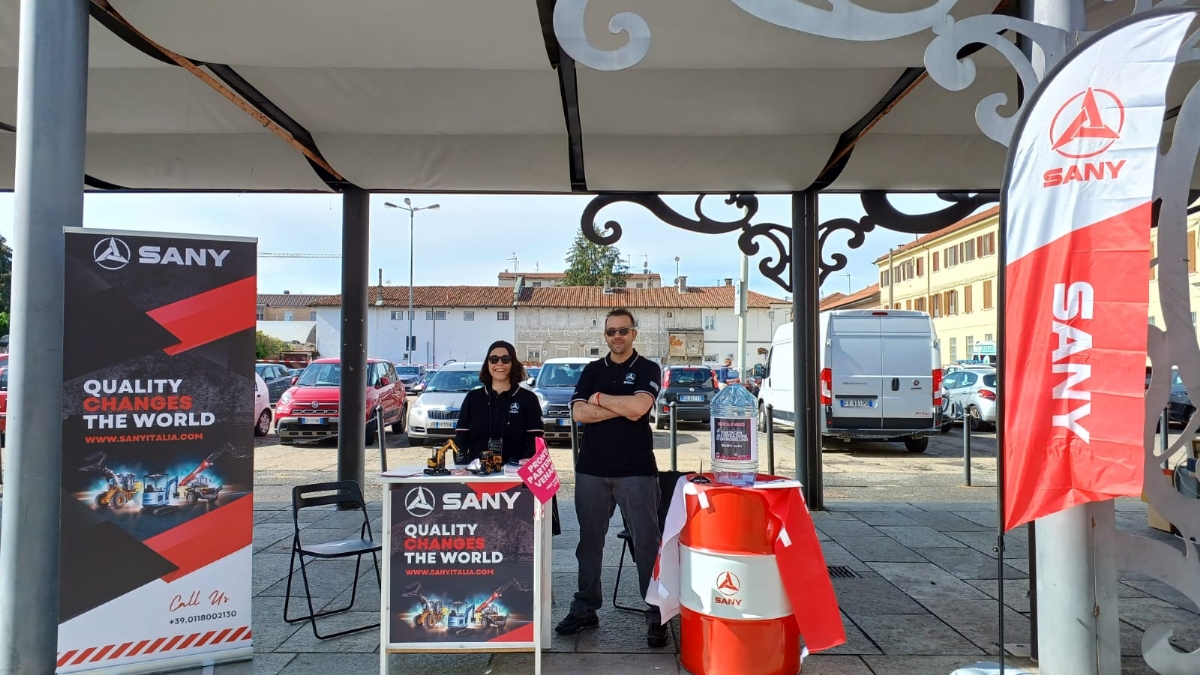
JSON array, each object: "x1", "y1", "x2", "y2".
[
  {"x1": 58, "y1": 627, "x2": 250, "y2": 670},
  {"x1": 1001, "y1": 10, "x2": 1196, "y2": 530}
]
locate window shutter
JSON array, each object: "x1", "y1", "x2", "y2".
[
  {"x1": 917, "y1": 257, "x2": 924, "y2": 276},
  {"x1": 945, "y1": 291, "x2": 953, "y2": 315},
  {"x1": 906, "y1": 299, "x2": 912, "y2": 310},
  {"x1": 983, "y1": 280, "x2": 993, "y2": 309},
  {"x1": 933, "y1": 252, "x2": 940, "y2": 271},
  {"x1": 964, "y1": 285, "x2": 973, "y2": 313}
]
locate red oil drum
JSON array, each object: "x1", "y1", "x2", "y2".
[{"x1": 678, "y1": 477, "x2": 800, "y2": 675}]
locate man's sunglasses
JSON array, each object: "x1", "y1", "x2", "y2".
[
  {"x1": 487, "y1": 355, "x2": 513, "y2": 364},
  {"x1": 604, "y1": 327, "x2": 633, "y2": 337}
]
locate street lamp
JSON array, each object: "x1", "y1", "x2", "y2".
[{"x1": 384, "y1": 198, "x2": 441, "y2": 362}]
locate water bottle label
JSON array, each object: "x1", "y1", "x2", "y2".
[{"x1": 711, "y1": 417, "x2": 757, "y2": 462}]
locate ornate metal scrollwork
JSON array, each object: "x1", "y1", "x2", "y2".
[
  {"x1": 580, "y1": 191, "x2": 997, "y2": 293},
  {"x1": 728, "y1": 0, "x2": 957, "y2": 41},
  {"x1": 552, "y1": 0, "x2": 651, "y2": 72},
  {"x1": 817, "y1": 191, "x2": 997, "y2": 286},
  {"x1": 580, "y1": 193, "x2": 794, "y2": 292}
]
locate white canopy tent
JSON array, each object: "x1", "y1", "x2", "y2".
[{"x1": 3, "y1": 2, "x2": 1200, "y2": 674}]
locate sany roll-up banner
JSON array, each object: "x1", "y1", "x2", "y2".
[
  {"x1": 1001, "y1": 11, "x2": 1196, "y2": 531},
  {"x1": 56, "y1": 229, "x2": 257, "y2": 672}
]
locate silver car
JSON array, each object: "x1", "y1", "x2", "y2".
[
  {"x1": 405, "y1": 362, "x2": 482, "y2": 446},
  {"x1": 941, "y1": 367, "x2": 997, "y2": 431}
]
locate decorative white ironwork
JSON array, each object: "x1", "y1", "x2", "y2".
[
  {"x1": 923, "y1": 15, "x2": 1069, "y2": 146},
  {"x1": 552, "y1": 0, "x2": 651, "y2": 71},
  {"x1": 728, "y1": 0, "x2": 957, "y2": 41}
]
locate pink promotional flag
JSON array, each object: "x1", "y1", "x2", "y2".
[
  {"x1": 1000, "y1": 10, "x2": 1195, "y2": 530},
  {"x1": 519, "y1": 437, "x2": 560, "y2": 504}
]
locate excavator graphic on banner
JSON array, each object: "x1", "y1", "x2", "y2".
[
  {"x1": 80, "y1": 451, "x2": 141, "y2": 509},
  {"x1": 141, "y1": 442, "x2": 251, "y2": 516},
  {"x1": 401, "y1": 583, "x2": 448, "y2": 628}
]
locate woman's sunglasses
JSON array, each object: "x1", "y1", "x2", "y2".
[
  {"x1": 604, "y1": 327, "x2": 632, "y2": 337},
  {"x1": 488, "y1": 355, "x2": 513, "y2": 364}
]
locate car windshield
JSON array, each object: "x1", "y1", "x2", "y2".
[
  {"x1": 1174, "y1": 370, "x2": 1185, "y2": 387},
  {"x1": 423, "y1": 369, "x2": 481, "y2": 393},
  {"x1": 983, "y1": 374, "x2": 997, "y2": 387},
  {"x1": 670, "y1": 369, "x2": 713, "y2": 386},
  {"x1": 297, "y1": 363, "x2": 341, "y2": 387},
  {"x1": 538, "y1": 363, "x2": 588, "y2": 388},
  {"x1": 396, "y1": 366, "x2": 422, "y2": 377}
]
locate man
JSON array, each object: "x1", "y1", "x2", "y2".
[{"x1": 555, "y1": 308, "x2": 667, "y2": 648}]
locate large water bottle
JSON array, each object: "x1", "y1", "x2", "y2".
[{"x1": 710, "y1": 383, "x2": 759, "y2": 487}]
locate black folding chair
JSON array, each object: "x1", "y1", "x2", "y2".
[
  {"x1": 613, "y1": 470, "x2": 692, "y2": 612},
  {"x1": 283, "y1": 481, "x2": 382, "y2": 639}
]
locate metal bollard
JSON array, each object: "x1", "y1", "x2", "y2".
[
  {"x1": 765, "y1": 404, "x2": 775, "y2": 476},
  {"x1": 962, "y1": 405, "x2": 972, "y2": 486},
  {"x1": 570, "y1": 408, "x2": 579, "y2": 470},
  {"x1": 669, "y1": 401, "x2": 678, "y2": 472},
  {"x1": 1161, "y1": 408, "x2": 1170, "y2": 470},
  {"x1": 377, "y1": 407, "x2": 388, "y2": 473}
]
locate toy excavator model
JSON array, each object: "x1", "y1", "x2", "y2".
[
  {"x1": 401, "y1": 583, "x2": 447, "y2": 628},
  {"x1": 175, "y1": 449, "x2": 224, "y2": 505},
  {"x1": 424, "y1": 440, "x2": 458, "y2": 476},
  {"x1": 80, "y1": 452, "x2": 140, "y2": 509},
  {"x1": 468, "y1": 577, "x2": 532, "y2": 629}
]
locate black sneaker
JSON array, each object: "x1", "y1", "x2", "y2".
[
  {"x1": 646, "y1": 622, "x2": 669, "y2": 648},
  {"x1": 554, "y1": 611, "x2": 599, "y2": 635}
]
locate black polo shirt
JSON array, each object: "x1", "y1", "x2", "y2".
[
  {"x1": 454, "y1": 385, "x2": 543, "y2": 463},
  {"x1": 571, "y1": 350, "x2": 661, "y2": 477}
]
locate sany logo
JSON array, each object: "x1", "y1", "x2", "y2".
[
  {"x1": 91, "y1": 237, "x2": 231, "y2": 269},
  {"x1": 1050, "y1": 282, "x2": 1094, "y2": 444},
  {"x1": 715, "y1": 571, "x2": 742, "y2": 606},
  {"x1": 1043, "y1": 88, "x2": 1127, "y2": 188},
  {"x1": 93, "y1": 237, "x2": 131, "y2": 270}
]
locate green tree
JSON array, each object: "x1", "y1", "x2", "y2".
[
  {"x1": 0, "y1": 234, "x2": 11, "y2": 315},
  {"x1": 562, "y1": 232, "x2": 628, "y2": 287},
  {"x1": 255, "y1": 330, "x2": 286, "y2": 360}
]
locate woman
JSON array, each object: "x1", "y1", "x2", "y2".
[
  {"x1": 454, "y1": 340, "x2": 543, "y2": 465},
  {"x1": 454, "y1": 340, "x2": 560, "y2": 535}
]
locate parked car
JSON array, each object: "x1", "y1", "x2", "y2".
[
  {"x1": 405, "y1": 362, "x2": 483, "y2": 446},
  {"x1": 758, "y1": 310, "x2": 942, "y2": 453},
  {"x1": 255, "y1": 361, "x2": 294, "y2": 404},
  {"x1": 652, "y1": 366, "x2": 718, "y2": 429},
  {"x1": 940, "y1": 367, "x2": 997, "y2": 432},
  {"x1": 523, "y1": 366, "x2": 541, "y2": 390},
  {"x1": 254, "y1": 373, "x2": 272, "y2": 437},
  {"x1": 274, "y1": 357, "x2": 407, "y2": 444},
  {"x1": 1167, "y1": 367, "x2": 1194, "y2": 426},
  {"x1": 395, "y1": 364, "x2": 427, "y2": 396},
  {"x1": 531, "y1": 357, "x2": 594, "y2": 442}
]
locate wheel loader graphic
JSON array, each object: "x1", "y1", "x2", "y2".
[
  {"x1": 80, "y1": 452, "x2": 140, "y2": 509},
  {"x1": 401, "y1": 583, "x2": 448, "y2": 628}
]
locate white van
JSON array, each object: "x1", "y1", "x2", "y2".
[{"x1": 757, "y1": 309, "x2": 942, "y2": 453}]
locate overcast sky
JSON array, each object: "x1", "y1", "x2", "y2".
[{"x1": 0, "y1": 192, "x2": 956, "y2": 301}]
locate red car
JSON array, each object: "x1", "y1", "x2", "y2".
[
  {"x1": 0, "y1": 364, "x2": 7, "y2": 435},
  {"x1": 274, "y1": 357, "x2": 407, "y2": 445}
]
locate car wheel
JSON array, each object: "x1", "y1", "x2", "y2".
[
  {"x1": 365, "y1": 426, "x2": 378, "y2": 445},
  {"x1": 392, "y1": 405, "x2": 407, "y2": 434},
  {"x1": 903, "y1": 437, "x2": 929, "y2": 453},
  {"x1": 757, "y1": 404, "x2": 767, "y2": 432},
  {"x1": 655, "y1": 410, "x2": 667, "y2": 430},
  {"x1": 255, "y1": 409, "x2": 272, "y2": 437},
  {"x1": 967, "y1": 406, "x2": 985, "y2": 432}
]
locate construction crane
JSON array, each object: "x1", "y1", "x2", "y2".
[{"x1": 258, "y1": 252, "x2": 341, "y2": 258}]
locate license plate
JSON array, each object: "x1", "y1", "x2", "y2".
[
  {"x1": 431, "y1": 421, "x2": 456, "y2": 429},
  {"x1": 838, "y1": 399, "x2": 875, "y2": 408},
  {"x1": 299, "y1": 417, "x2": 326, "y2": 425},
  {"x1": 556, "y1": 418, "x2": 572, "y2": 427},
  {"x1": 679, "y1": 395, "x2": 704, "y2": 402}
]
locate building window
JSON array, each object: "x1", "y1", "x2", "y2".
[
  {"x1": 966, "y1": 336, "x2": 974, "y2": 358},
  {"x1": 947, "y1": 290, "x2": 958, "y2": 315},
  {"x1": 704, "y1": 315, "x2": 716, "y2": 330},
  {"x1": 309, "y1": 311, "x2": 317, "y2": 321},
  {"x1": 704, "y1": 354, "x2": 717, "y2": 362},
  {"x1": 391, "y1": 310, "x2": 405, "y2": 320},
  {"x1": 979, "y1": 233, "x2": 996, "y2": 256},
  {"x1": 880, "y1": 269, "x2": 891, "y2": 287},
  {"x1": 464, "y1": 311, "x2": 475, "y2": 321},
  {"x1": 985, "y1": 333, "x2": 993, "y2": 341},
  {"x1": 589, "y1": 347, "x2": 600, "y2": 356},
  {"x1": 527, "y1": 348, "x2": 541, "y2": 362},
  {"x1": 532, "y1": 281, "x2": 542, "y2": 287},
  {"x1": 949, "y1": 338, "x2": 958, "y2": 362},
  {"x1": 983, "y1": 280, "x2": 993, "y2": 310},
  {"x1": 497, "y1": 311, "x2": 510, "y2": 321},
  {"x1": 963, "y1": 239, "x2": 976, "y2": 262},
  {"x1": 427, "y1": 310, "x2": 446, "y2": 320},
  {"x1": 636, "y1": 282, "x2": 644, "y2": 288},
  {"x1": 256, "y1": 312, "x2": 264, "y2": 321},
  {"x1": 1149, "y1": 316, "x2": 1156, "y2": 327},
  {"x1": 915, "y1": 297, "x2": 926, "y2": 312},
  {"x1": 284, "y1": 311, "x2": 294, "y2": 321},
  {"x1": 945, "y1": 246, "x2": 959, "y2": 267},
  {"x1": 931, "y1": 294, "x2": 942, "y2": 318}
]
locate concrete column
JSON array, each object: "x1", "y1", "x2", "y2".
[
  {"x1": 1023, "y1": 1, "x2": 1120, "y2": 673},
  {"x1": 338, "y1": 188, "x2": 370, "y2": 490},
  {"x1": 0, "y1": 0, "x2": 89, "y2": 671}
]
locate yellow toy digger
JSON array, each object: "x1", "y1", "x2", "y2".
[{"x1": 424, "y1": 439, "x2": 459, "y2": 476}]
